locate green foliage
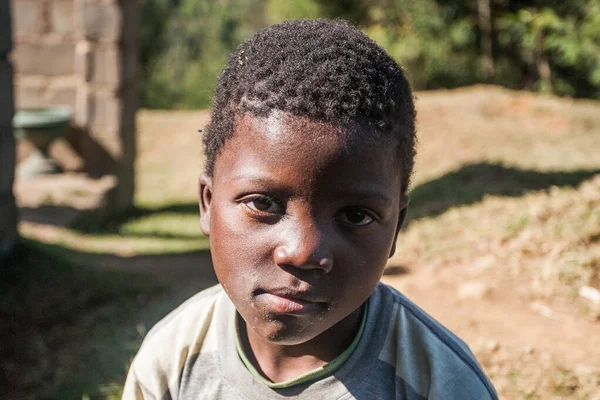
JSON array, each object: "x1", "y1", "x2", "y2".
[
  {"x1": 496, "y1": 4, "x2": 600, "y2": 96},
  {"x1": 141, "y1": 0, "x2": 263, "y2": 108},
  {"x1": 265, "y1": 0, "x2": 324, "y2": 23},
  {"x1": 361, "y1": 0, "x2": 480, "y2": 89},
  {"x1": 139, "y1": 0, "x2": 600, "y2": 109}
]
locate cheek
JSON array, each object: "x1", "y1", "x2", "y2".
[
  {"x1": 209, "y1": 203, "x2": 271, "y2": 292},
  {"x1": 333, "y1": 232, "x2": 394, "y2": 294},
  {"x1": 212, "y1": 210, "x2": 267, "y2": 261},
  {"x1": 339, "y1": 252, "x2": 386, "y2": 288}
]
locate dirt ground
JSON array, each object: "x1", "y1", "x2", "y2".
[{"x1": 17, "y1": 85, "x2": 600, "y2": 399}]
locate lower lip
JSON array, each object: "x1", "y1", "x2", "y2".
[{"x1": 257, "y1": 293, "x2": 322, "y2": 314}]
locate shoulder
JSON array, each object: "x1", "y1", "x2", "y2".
[
  {"x1": 123, "y1": 284, "x2": 227, "y2": 399},
  {"x1": 142, "y1": 284, "x2": 225, "y2": 347},
  {"x1": 373, "y1": 283, "x2": 498, "y2": 400}
]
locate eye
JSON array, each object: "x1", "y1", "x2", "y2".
[
  {"x1": 337, "y1": 207, "x2": 375, "y2": 227},
  {"x1": 242, "y1": 195, "x2": 284, "y2": 215}
]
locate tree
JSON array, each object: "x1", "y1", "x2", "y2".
[{"x1": 138, "y1": 0, "x2": 600, "y2": 108}]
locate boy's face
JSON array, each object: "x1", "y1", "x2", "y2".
[{"x1": 200, "y1": 113, "x2": 406, "y2": 345}]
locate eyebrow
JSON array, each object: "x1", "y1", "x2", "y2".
[
  {"x1": 231, "y1": 174, "x2": 279, "y2": 185},
  {"x1": 231, "y1": 174, "x2": 392, "y2": 204},
  {"x1": 330, "y1": 188, "x2": 393, "y2": 205},
  {"x1": 229, "y1": 174, "x2": 296, "y2": 193}
]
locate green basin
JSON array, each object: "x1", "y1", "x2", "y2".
[
  {"x1": 13, "y1": 106, "x2": 72, "y2": 130},
  {"x1": 13, "y1": 107, "x2": 72, "y2": 148},
  {"x1": 13, "y1": 107, "x2": 73, "y2": 177}
]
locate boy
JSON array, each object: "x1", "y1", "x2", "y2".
[{"x1": 123, "y1": 19, "x2": 498, "y2": 399}]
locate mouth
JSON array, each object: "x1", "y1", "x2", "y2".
[{"x1": 254, "y1": 288, "x2": 327, "y2": 314}]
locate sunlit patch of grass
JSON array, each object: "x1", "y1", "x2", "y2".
[
  {"x1": 19, "y1": 204, "x2": 210, "y2": 256},
  {"x1": 19, "y1": 223, "x2": 210, "y2": 256},
  {"x1": 120, "y1": 211, "x2": 202, "y2": 239}
]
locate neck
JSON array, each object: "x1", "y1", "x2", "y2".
[{"x1": 239, "y1": 305, "x2": 364, "y2": 383}]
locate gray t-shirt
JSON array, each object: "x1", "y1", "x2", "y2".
[{"x1": 123, "y1": 283, "x2": 498, "y2": 399}]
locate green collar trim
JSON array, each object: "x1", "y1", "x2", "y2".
[{"x1": 235, "y1": 304, "x2": 368, "y2": 389}]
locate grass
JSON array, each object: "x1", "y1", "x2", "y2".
[
  {"x1": 0, "y1": 241, "x2": 166, "y2": 399},
  {"x1": 412, "y1": 86, "x2": 600, "y2": 186},
  {"x1": 1, "y1": 239, "x2": 213, "y2": 399},
  {"x1": 390, "y1": 173, "x2": 600, "y2": 398},
  {"x1": 12, "y1": 85, "x2": 600, "y2": 399},
  {"x1": 474, "y1": 340, "x2": 600, "y2": 400},
  {"x1": 400, "y1": 86, "x2": 600, "y2": 309},
  {"x1": 394, "y1": 174, "x2": 600, "y2": 313},
  {"x1": 408, "y1": 162, "x2": 600, "y2": 220},
  {"x1": 19, "y1": 203, "x2": 210, "y2": 256}
]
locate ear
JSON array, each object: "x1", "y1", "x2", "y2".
[
  {"x1": 389, "y1": 195, "x2": 410, "y2": 258},
  {"x1": 199, "y1": 173, "x2": 213, "y2": 237}
]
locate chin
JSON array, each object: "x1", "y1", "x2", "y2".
[{"x1": 254, "y1": 319, "x2": 324, "y2": 345}]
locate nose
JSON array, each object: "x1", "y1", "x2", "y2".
[{"x1": 273, "y1": 219, "x2": 334, "y2": 273}]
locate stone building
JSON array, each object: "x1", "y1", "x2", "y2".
[
  {"x1": 0, "y1": 0, "x2": 138, "y2": 257},
  {"x1": 0, "y1": 0, "x2": 16, "y2": 258}
]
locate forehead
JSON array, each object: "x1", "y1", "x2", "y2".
[
  {"x1": 238, "y1": 113, "x2": 350, "y2": 167},
  {"x1": 213, "y1": 112, "x2": 403, "y2": 194},
  {"x1": 230, "y1": 112, "x2": 396, "y2": 159}
]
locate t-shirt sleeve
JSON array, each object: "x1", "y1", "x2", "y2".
[
  {"x1": 380, "y1": 285, "x2": 499, "y2": 399},
  {"x1": 122, "y1": 354, "x2": 170, "y2": 400},
  {"x1": 120, "y1": 285, "x2": 223, "y2": 400},
  {"x1": 122, "y1": 363, "x2": 156, "y2": 400}
]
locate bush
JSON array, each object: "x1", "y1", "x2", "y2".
[{"x1": 138, "y1": 0, "x2": 600, "y2": 109}]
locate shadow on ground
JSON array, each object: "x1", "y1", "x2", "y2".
[
  {"x1": 408, "y1": 162, "x2": 600, "y2": 221},
  {"x1": 19, "y1": 202, "x2": 201, "y2": 235},
  {"x1": 0, "y1": 240, "x2": 216, "y2": 399}
]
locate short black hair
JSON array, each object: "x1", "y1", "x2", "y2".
[{"x1": 204, "y1": 19, "x2": 417, "y2": 193}]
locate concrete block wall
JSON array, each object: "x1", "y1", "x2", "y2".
[
  {"x1": 0, "y1": 0, "x2": 17, "y2": 257},
  {"x1": 10, "y1": 0, "x2": 137, "y2": 209}
]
